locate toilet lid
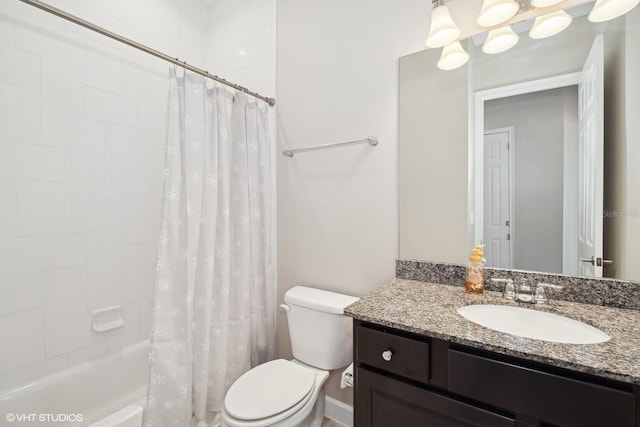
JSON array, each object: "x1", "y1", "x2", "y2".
[{"x1": 224, "y1": 359, "x2": 316, "y2": 421}]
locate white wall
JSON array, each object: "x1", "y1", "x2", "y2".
[
  {"x1": 276, "y1": 0, "x2": 429, "y2": 404},
  {"x1": 0, "y1": 0, "x2": 208, "y2": 391}
]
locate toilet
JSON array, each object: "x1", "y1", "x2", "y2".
[{"x1": 221, "y1": 286, "x2": 359, "y2": 427}]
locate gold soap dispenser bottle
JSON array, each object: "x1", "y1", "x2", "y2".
[{"x1": 465, "y1": 245, "x2": 485, "y2": 294}]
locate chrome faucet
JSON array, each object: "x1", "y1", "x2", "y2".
[{"x1": 491, "y1": 278, "x2": 563, "y2": 304}]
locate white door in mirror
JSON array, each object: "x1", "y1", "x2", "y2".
[{"x1": 457, "y1": 304, "x2": 610, "y2": 344}]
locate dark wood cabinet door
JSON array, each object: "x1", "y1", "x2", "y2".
[{"x1": 355, "y1": 367, "x2": 516, "y2": 427}]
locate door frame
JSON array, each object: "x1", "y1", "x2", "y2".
[
  {"x1": 472, "y1": 72, "x2": 582, "y2": 246},
  {"x1": 483, "y1": 127, "x2": 515, "y2": 268}
]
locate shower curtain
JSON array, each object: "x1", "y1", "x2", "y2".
[{"x1": 144, "y1": 70, "x2": 274, "y2": 427}]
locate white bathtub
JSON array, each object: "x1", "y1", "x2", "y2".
[{"x1": 0, "y1": 341, "x2": 150, "y2": 427}]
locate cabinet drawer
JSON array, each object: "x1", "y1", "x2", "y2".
[
  {"x1": 356, "y1": 325, "x2": 430, "y2": 384},
  {"x1": 356, "y1": 367, "x2": 515, "y2": 427},
  {"x1": 448, "y1": 349, "x2": 636, "y2": 427}
]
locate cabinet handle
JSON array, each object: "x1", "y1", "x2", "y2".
[{"x1": 381, "y1": 349, "x2": 394, "y2": 362}]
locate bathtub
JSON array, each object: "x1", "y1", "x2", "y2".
[{"x1": 0, "y1": 340, "x2": 150, "y2": 427}]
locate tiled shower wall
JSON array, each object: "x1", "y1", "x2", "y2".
[{"x1": 0, "y1": 0, "x2": 209, "y2": 390}]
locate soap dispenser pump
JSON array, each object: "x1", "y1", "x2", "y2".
[{"x1": 465, "y1": 245, "x2": 485, "y2": 294}]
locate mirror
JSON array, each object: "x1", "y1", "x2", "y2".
[{"x1": 398, "y1": 5, "x2": 640, "y2": 281}]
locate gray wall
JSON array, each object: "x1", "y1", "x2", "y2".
[{"x1": 485, "y1": 87, "x2": 577, "y2": 274}]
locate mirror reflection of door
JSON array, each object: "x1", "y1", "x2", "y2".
[
  {"x1": 578, "y1": 35, "x2": 605, "y2": 278},
  {"x1": 483, "y1": 128, "x2": 513, "y2": 269},
  {"x1": 481, "y1": 84, "x2": 580, "y2": 275}
]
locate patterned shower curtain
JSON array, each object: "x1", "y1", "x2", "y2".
[{"x1": 144, "y1": 70, "x2": 274, "y2": 427}]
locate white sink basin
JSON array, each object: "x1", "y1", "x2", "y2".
[{"x1": 457, "y1": 304, "x2": 611, "y2": 344}]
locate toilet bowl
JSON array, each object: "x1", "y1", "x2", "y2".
[
  {"x1": 221, "y1": 360, "x2": 329, "y2": 427},
  {"x1": 221, "y1": 286, "x2": 358, "y2": 427}
]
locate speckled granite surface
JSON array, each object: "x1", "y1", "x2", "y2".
[
  {"x1": 397, "y1": 259, "x2": 640, "y2": 311},
  {"x1": 345, "y1": 279, "x2": 640, "y2": 385}
]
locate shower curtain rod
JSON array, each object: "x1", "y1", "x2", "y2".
[{"x1": 18, "y1": 0, "x2": 276, "y2": 107}]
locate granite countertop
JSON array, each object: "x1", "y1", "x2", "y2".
[{"x1": 345, "y1": 279, "x2": 640, "y2": 385}]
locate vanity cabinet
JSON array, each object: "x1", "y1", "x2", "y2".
[{"x1": 353, "y1": 320, "x2": 639, "y2": 427}]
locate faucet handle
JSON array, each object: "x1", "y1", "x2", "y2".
[
  {"x1": 491, "y1": 278, "x2": 516, "y2": 300},
  {"x1": 536, "y1": 283, "x2": 563, "y2": 292},
  {"x1": 534, "y1": 283, "x2": 563, "y2": 304}
]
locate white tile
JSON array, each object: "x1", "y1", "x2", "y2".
[
  {"x1": 106, "y1": 0, "x2": 154, "y2": 34},
  {"x1": 15, "y1": 7, "x2": 83, "y2": 67},
  {"x1": 233, "y1": 33, "x2": 261, "y2": 71},
  {"x1": 17, "y1": 234, "x2": 85, "y2": 273},
  {"x1": 123, "y1": 242, "x2": 156, "y2": 284},
  {"x1": 0, "y1": 44, "x2": 40, "y2": 90},
  {"x1": 16, "y1": 182, "x2": 65, "y2": 236},
  {"x1": 105, "y1": 124, "x2": 140, "y2": 172},
  {"x1": 43, "y1": 267, "x2": 87, "y2": 321},
  {"x1": 66, "y1": 341, "x2": 108, "y2": 366},
  {"x1": 85, "y1": 34, "x2": 122, "y2": 94},
  {"x1": 0, "y1": 272, "x2": 43, "y2": 317},
  {"x1": 0, "y1": 309, "x2": 44, "y2": 374},
  {"x1": 0, "y1": 83, "x2": 41, "y2": 144},
  {"x1": 106, "y1": 302, "x2": 140, "y2": 352},
  {"x1": 0, "y1": 0, "x2": 15, "y2": 48},
  {"x1": 65, "y1": 199, "x2": 122, "y2": 232},
  {"x1": 0, "y1": 142, "x2": 64, "y2": 182},
  {"x1": 121, "y1": 199, "x2": 159, "y2": 244},
  {"x1": 64, "y1": 149, "x2": 105, "y2": 199},
  {"x1": 41, "y1": 58, "x2": 84, "y2": 117},
  {"x1": 63, "y1": 0, "x2": 106, "y2": 25},
  {"x1": 87, "y1": 231, "x2": 123, "y2": 280},
  {"x1": 0, "y1": 180, "x2": 16, "y2": 219},
  {"x1": 105, "y1": 169, "x2": 141, "y2": 199},
  {"x1": 121, "y1": 65, "x2": 168, "y2": 108},
  {"x1": 88, "y1": 272, "x2": 137, "y2": 311},
  {"x1": 45, "y1": 312, "x2": 104, "y2": 358},
  {"x1": 178, "y1": 2, "x2": 207, "y2": 67},
  {"x1": 42, "y1": 113, "x2": 104, "y2": 152},
  {"x1": 138, "y1": 101, "x2": 167, "y2": 145},
  {"x1": 86, "y1": 87, "x2": 137, "y2": 126},
  {"x1": 0, "y1": 218, "x2": 17, "y2": 277},
  {"x1": 121, "y1": 25, "x2": 154, "y2": 70},
  {"x1": 0, "y1": 355, "x2": 67, "y2": 392},
  {"x1": 139, "y1": 310, "x2": 153, "y2": 341}
]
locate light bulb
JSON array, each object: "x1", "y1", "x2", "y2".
[
  {"x1": 437, "y1": 40, "x2": 470, "y2": 70},
  {"x1": 588, "y1": 0, "x2": 640, "y2": 22},
  {"x1": 426, "y1": 4, "x2": 462, "y2": 48},
  {"x1": 477, "y1": 0, "x2": 520, "y2": 27},
  {"x1": 529, "y1": 10, "x2": 573, "y2": 39},
  {"x1": 483, "y1": 26, "x2": 519, "y2": 54}
]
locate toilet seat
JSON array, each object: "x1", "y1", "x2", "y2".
[{"x1": 224, "y1": 359, "x2": 316, "y2": 425}]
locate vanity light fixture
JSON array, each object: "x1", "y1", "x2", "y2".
[
  {"x1": 529, "y1": 10, "x2": 573, "y2": 39},
  {"x1": 437, "y1": 40, "x2": 470, "y2": 70},
  {"x1": 477, "y1": 0, "x2": 520, "y2": 27},
  {"x1": 482, "y1": 25, "x2": 519, "y2": 54},
  {"x1": 425, "y1": 0, "x2": 461, "y2": 48},
  {"x1": 588, "y1": 0, "x2": 640, "y2": 22}
]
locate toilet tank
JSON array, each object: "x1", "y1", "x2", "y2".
[{"x1": 284, "y1": 286, "x2": 359, "y2": 370}]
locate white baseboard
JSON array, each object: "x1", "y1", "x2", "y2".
[{"x1": 324, "y1": 396, "x2": 353, "y2": 427}]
